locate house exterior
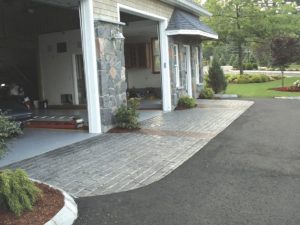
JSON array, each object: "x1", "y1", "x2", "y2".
[
  {"x1": 85, "y1": 0, "x2": 218, "y2": 133},
  {"x1": 0, "y1": 0, "x2": 217, "y2": 134}
]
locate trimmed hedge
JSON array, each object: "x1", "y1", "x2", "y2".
[{"x1": 226, "y1": 74, "x2": 281, "y2": 84}]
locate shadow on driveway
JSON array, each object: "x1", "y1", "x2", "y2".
[{"x1": 75, "y1": 99, "x2": 300, "y2": 225}]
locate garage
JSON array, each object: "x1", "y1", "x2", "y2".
[
  {"x1": 121, "y1": 12, "x2": 163, "y2": 110},
  {"x1": 0, "y1": 0, "x2": 101, "y2": 166},
  {"x1": 0, "y1": 0, "x2": 86, "y2": 117}
]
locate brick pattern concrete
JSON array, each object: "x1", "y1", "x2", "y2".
[{"x1": 3, "y1": 100, "x2": 253, "y2": 197}]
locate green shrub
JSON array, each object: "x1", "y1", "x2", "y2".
[
  {"x1": 270, "y1": 75, "x2": 282, "y2": 81},
  {"x1": 244, "y1": 63, "x2": 252, "y2": 70},
  {"x1": 236, "y1": 75, "x2": 251, "y2": 84},
  {"x1": 115, "y1": 98, "x2": 140, "y2": 129},
  {"x1": 252, "y1": 63, "x2": 258, "y2": 70},
  {"x1": 207, "y1": 57, "x2": 227, "y2": 94},
  {"x1": 0, "y1": 169, "x2": 42, "y2": 216},
  {"x1": 177, "y1": 96, "x2": 197, "y2": 108},
  {"x1": 199, "y1": 87, "x2": 214, "y2": 99},
  {"x1": 249, "y1": 74, "x2": 263, "y2": 83},
  {"x1": 0, "y1": 114, "x2": 22, "y2": 158},
  {"x1": 243, "y1": 63, "x2": 258, "y2": 70}
]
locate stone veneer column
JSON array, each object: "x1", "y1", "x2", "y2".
[{"x1": 94, "y1": 21, "x2": 127, "y2": 132}]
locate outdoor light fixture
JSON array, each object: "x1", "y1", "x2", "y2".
[
  {"x1": 111, "y1": 27, "x2": 125, "y2": 50},
  {"x1": 0, "y1": 83, "x2": 5, "y2": 87}
]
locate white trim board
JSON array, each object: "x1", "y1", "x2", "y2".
[
  {"x1": 166, "y1": 29, "x2": 218, "y2": 40},
  {"x1": 80, "y1": 0, "x2": 102, "y2": 134},
  {"x1": 183, "y1": 45, "x2": 192, "y2": 97},
  {"x1": 117, "y1": 4, "x2": 167, "y2": 22}
]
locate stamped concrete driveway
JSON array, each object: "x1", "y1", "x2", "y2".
[
  {"x1": 75, "y1": 99, "x2": 300, "y2": 225},
  {"x1": 3, "y1": 100, "x2": 252, "y2": 198}
]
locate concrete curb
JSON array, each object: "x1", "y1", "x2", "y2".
[
  {"x1": 274, "y1": 96, "x2": 300, "y2": 100},
  {"x1": 214, "y1": 94, "x2": 239, "y2": 99},
  {"x1": 31, "y1": 179, "x2": 78, "y2": 225}
]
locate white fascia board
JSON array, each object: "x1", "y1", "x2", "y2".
[
  {"x1": 160, "y1": 0, "x2": 212, "y2": 17},
  {"x1": 166, "y1": 29, "x2": 218, "y2": 39}
]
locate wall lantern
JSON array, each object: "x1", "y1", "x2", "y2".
[{"x1": 111, "y1": 27, "x2": 125, "y2": 50}]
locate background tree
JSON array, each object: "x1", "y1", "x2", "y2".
[
  {"x1": 204, "y1": 0, "x2": 264, "y2": 74},
  {"x1": 204, "y1": 0, "x2": 300, "y2": 73},
  {"x1": 271, "y1": 36, "x2": 300, "y2": 87},
  {"x1": 252, "y1": 0, "x2": 300, "y2": 68}
]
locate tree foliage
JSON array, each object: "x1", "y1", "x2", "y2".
[
  {"x1": 204, "y1": 0, "x2": 300, "y2": 72},
  {"x1": 270, "y1": 35, "x2": 300, "y2": 86},
  {"x1": 271, "y1": 36, "x2": 300, "y2": 69},
  {"x1": 204, "y1": 0, "x2": 264, "y2": 74}
]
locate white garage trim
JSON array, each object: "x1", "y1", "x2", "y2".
[
  {"x1": 80, "y1": 0, "x2": 102, "y2": 134},
  {"x1": 166, "y1": 29, "x2": 219, "y2": 40}
]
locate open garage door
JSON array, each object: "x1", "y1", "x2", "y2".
[
  {"x1": 0, "y1": 0, "x2": 101, "y2": 166},
  {"x1": 0, "y1": 0, "x2": 100, "y2": 133}
]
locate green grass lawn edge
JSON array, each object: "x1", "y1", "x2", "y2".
[{"x1": 226, "y1": 77, "x2": 300, "y2": 98}]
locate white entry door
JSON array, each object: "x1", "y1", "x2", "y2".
[{"x1": 183, "y1": 45, "x2": 192, "y2": 97}]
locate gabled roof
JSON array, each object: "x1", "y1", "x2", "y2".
[
  {"x1": 166, "y1": 9, "x2": 218, "y2": 39},
  {"x1": 160, "y1": 0, "x2": 212, "y2": 17}
]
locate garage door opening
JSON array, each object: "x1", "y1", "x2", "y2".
[
  {"x1": 0, "y1": 0, "x2": 88, "y2": 128},
  {"x1": 0, "y1": 0, "x2": 99, "y2": 166},
  {"x1": 121, "y1": 12, "x2": 163, "y2": 110}
]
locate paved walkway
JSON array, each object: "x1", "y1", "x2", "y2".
[
  {"x1": 3, "y1": 100, "x2": 253, "y2": 197},
  {"x1": 75, "y1": 99, "x2": 300, "y2": 225}
]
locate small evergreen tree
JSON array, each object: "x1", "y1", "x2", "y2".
[
  {"x1": 207, "y1": 57, "x2": 227, "y2": 94},
  {"x1": 0, "y1": 169, "x2": 42, "y2": 216}
]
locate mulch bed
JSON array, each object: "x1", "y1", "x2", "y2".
[
  {"x1": 108, "y1": 127, "x2": 141, "y2": 133},
  {"x1": 271, "y1": 86, "x2": 300, "y2": 92},
  {"x1": 0, "y1": 183, "x2": 64, "y2": 225},
  {"x1": 175, "y1": 104, "x2": 198, "y2": 110}
]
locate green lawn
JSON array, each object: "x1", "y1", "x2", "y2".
[{"x1": 226, "y1": 77, "x2": 300, "y2": 98}]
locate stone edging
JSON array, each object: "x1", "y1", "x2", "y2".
[{"x1": 31, "y1": 179, "x2": 78, "y2": 225}]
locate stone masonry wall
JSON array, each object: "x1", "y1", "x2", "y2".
[
  {"x1": 95, "y1": 21, "x2": 127, "y2": 132},
  {"x1": 168, "y1": 36, "x2": 203, "y2": 109}
]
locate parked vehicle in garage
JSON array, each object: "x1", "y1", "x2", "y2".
[{"x1": 0, "y1": 97, "x2": 32, "y2": 127}]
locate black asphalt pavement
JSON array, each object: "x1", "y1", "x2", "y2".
[{"x1": 75, "y1": 99, "x2": 300, "y2": 225}]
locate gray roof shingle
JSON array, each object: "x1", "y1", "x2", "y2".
[{"x1": 166, "y1": 9, "x2": 217, "y2": 37}]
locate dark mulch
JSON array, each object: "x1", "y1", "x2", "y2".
[
  {"x1": 108, "y1": 127, "x2": 141, "y2": 133},
  {"x1": 271, "y1": 86, "x2": 300, "y2": 92},
  {"x1": 0, "y1": 183, "x2": 64, "y2": 225},
  {"x1": 175, "y1": 104, "x2": 197, "y2": 110}
]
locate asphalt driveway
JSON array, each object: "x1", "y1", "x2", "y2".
[{"x1": 75, "y1": 99, "x2": 300, "y2": 225}]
